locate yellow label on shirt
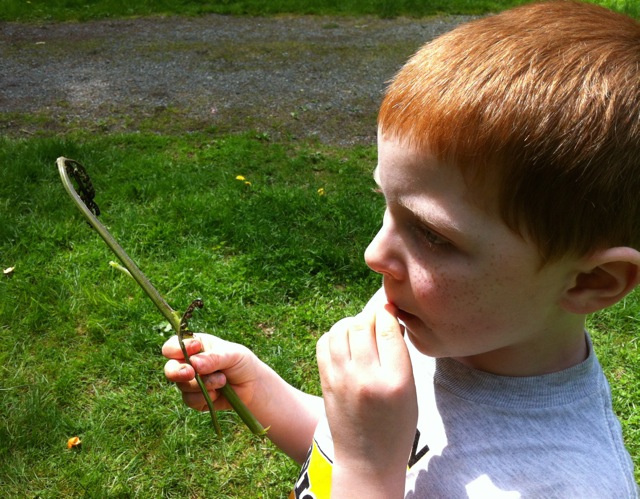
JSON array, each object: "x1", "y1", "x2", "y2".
[{"x1": 291, "y1": 440, "x2": 333, "y2": 498}]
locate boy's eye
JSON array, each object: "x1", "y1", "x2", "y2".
[{"x1": 420, "y1": 225, "x2": 449, "y2": 246}]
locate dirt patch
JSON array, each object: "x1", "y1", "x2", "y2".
[{"x1": 0, "y1": 14, "x2": 472, "y2": 145}]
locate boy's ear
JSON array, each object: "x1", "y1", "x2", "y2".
[{"x1": 560, "y1": 247, "x2": 640, "y2": 314}]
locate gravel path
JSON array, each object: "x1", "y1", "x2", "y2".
[{"x1": 0, "y1": 14, "x2": 471, "y2": 145}]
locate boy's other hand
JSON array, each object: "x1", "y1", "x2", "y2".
[
  {"x1": 162, "y1": 334, "x2": 261, "y2": 413},
  {"x1": 316, "y1": 302, "x2": 418, "y2": 483}
]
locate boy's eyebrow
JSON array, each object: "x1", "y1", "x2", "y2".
[
  {"x1": 372, "y1": 164, "x2": 469, "y2": 241},
  {"x1": 402, "y1": 197, "x2": 463, "y2": 238}
]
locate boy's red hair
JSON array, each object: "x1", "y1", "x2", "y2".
[{"x1": 379, "y1": 1, "x2": 640, "y2": 261}]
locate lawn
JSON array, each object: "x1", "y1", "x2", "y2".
[
  {"x1": 0, "y1": 133, "x2": 384, "y2": 496},
  {"x1": 1, "y1": 1, "x2": 639, "y2": 497}
]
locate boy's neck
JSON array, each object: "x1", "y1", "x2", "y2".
[{"x1": 451, "y1": 326, "x2": 589, "y2": 377}]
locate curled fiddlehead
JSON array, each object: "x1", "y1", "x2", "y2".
[
  {"x1": 180, "y1": 299, "x2": 204, "y2": 338},
  {"x1": 63, "y1": 158, "x2": 101, "y2": 217}
]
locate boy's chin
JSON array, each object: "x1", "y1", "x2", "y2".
[
  {"x1": 402, "y1": 322, "x2": 438, "y2": 357},
  {"x1": 402, "y1": 321, "x2": 457, "y2": 360}
]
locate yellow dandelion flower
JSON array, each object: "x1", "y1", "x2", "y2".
[
  {"x1": 67, "y1": 436, "x2": 81, "y2": 449},
  {"x1": 317, "y1": 187, "x2": 325, "y2": 196},
  {"x1": 235, "y1": 175, "x2": 246, "y2": 181}
]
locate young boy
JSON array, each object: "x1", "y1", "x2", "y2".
[{"x1": 163, "y1": 1, "x2": 640, "y2": 496}]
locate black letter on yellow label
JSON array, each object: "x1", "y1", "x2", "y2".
[{"x1": 408, "y1": 429, "x2": 429, "y2": 468}]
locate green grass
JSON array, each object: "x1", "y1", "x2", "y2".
[
  {"x1": 0, "y1": 133, "x2": 383, "y2": 496},
  {"x1": 1, "y1": 0, "x2": 638, "y2": 21},
  {"x1": 588, "y1": 295, "x2": 640, "y2": 477}
]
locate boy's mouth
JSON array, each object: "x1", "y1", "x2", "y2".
[
  {"x1": 395, "y1": 307, "x2": 418, "y2": 325},
  {"x1": 381, "y1": 288, "x2": 416, "y2": 327},
  {"x1": 382, "y1": 291, "x2": 413, "y2": 321}
]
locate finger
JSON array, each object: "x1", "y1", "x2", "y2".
[
  {"x1": 316, "y1": 332, "x2": 330, "y2": 370},
  {"x1": 164, "y1": 358, "x2": 196, "y2": 382},
  {"x1": 175, "y1": 370, "x2": 227, "y2": 393},
  {"x1": 180, "y1": 375, "x2": 232, "y2": 412},
  {"x1": 346, "y1": 315, "x2": 380, "y2": 366},
  {"x1": 161, "y1": 336, "x2": 202, "y2": 360},
  {"x1": 375, "y1": 304, "x2": 410, "y2": 369},
  {"x1": 327, "y1": 317, "x2": 358, "y2": 365},
  {"x1": 317, "y1": 328, "x2": 342, "y2": 388},
  {"x1": 360, "y1": 286, "x2": 388, "y2": 315},
  {"x1": 181, "y1": 390, "x2": 214, "y2": 412},
  {"x1": 187, "y1": 348, "x2": 234, "y2": 377}
]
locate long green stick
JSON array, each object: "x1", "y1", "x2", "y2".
[{"x1": 57, "y1": 156, "x2": 266, "y2": 438}]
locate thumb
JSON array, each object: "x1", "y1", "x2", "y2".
[
  {"x1": 161, "y1": 336, "x2": 202, "y2": 360},
  {"x1": 189, "y1": 338, "x2": 253, "y2": 380}
]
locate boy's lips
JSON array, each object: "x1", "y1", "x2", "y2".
[
  {"x1": 395, "y1": 307, "x2": 418, "y2": 325},
  {"x1": 382, "y1": 290, "x2": 419, "y2": 326},
  {"x1": 383, "y1": 293, "x2": 415, "y2": 322}
]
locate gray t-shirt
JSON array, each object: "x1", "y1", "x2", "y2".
[{"x1": 293, "y1": 334, "x2": 638, "y2": 498}]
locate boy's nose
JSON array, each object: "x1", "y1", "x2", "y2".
[{"x1": 364, "y1": 225, "x2": 405, "y2": 281}]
